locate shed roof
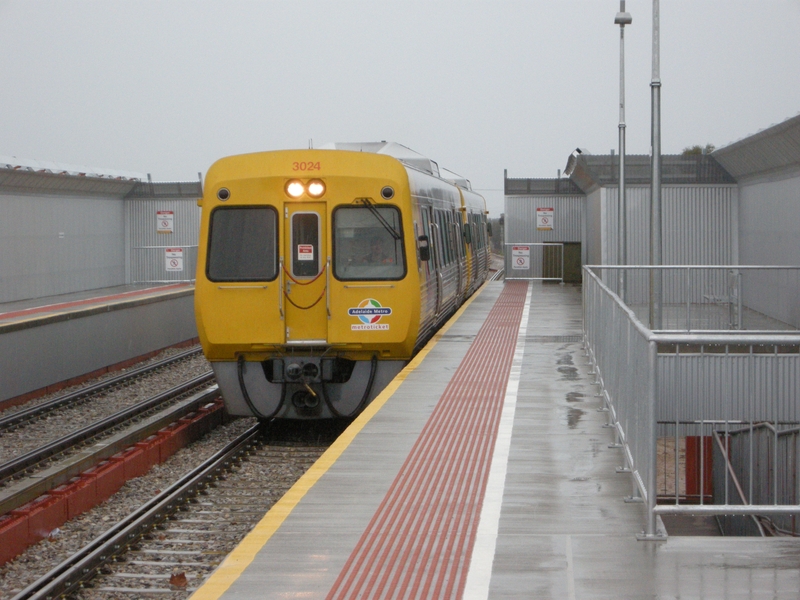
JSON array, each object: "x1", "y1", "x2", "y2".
[
  {"x1": 0, "y1": 156, "x2": 201, "y2": 199},
  {"x1": 563, "y1": 152, "x2": 735, "y2": 193},
  {"x1": 505, "y1": 177, "x2": 582, "y2": 196},
  {"x1": 318, "y1": 141, "x2": 440, "y2": 177},
  {"x1": 712, "y1": 113, "x2": 800, "y2": 180}
]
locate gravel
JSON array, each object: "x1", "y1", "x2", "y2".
[
  {"x1": 0, "y1": 416, "x2": 258, "y2": 598},
  {"x1": 0, "y1": 347, "x2": 211, "y2": 465}
]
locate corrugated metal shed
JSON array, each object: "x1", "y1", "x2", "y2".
[
  {"x1": 712, "y1": 113, "x2": 800, "y2": 180},
  {"x1": 0, "y1": 161, "x2": 202, "y2": 302}
]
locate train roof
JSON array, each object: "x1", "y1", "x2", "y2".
[{"x1": 318, "y1": 141, "x2": 441, "y2": 178}]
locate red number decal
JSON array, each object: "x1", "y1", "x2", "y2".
[{"x1": 292, "y1": 161, "x2": 322, "y2": 171}]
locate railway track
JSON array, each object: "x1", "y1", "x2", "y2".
[
  {"x1": 12, "y1": 421, "x2": 346, "y2": 599},
  {"x1": 0, "y1": 376, "x2": 219, "y2": 519},
  {"x1": 0, "y1": 347, "x2": 203, "y2": 433}
]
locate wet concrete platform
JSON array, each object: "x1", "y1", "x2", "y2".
[
  {"x1": 0, "y1": 283, "x2": 192, "y2": 328},
  {"x1": 192, "y1": 281, "x2": 800, "y2": 600}
]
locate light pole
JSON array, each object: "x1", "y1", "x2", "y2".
[
  {"x1": 649, "y1": 0, "x2": 663, "y2": 329},
  {"x1": 615, "y1": 2, "x2": 632, "y2": 303}
]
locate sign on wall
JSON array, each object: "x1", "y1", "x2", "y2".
[
  {"x1": 157, "y1": 210, "x2": 174, "y2": 234},
  {"x1": 165, "y1": 248, "x2": 184, "y2": 272},
  {"x1": 511, "y1": 245, "x2": 530, "y2": 270},
  {"x1": 536, "y1": 207, "x2": 554, "y2": 231}
]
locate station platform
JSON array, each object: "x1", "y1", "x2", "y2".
[
  {"x1": 192, "y1": 280, "x2": 800, "y2": 600},
  {"x1": 0, "y1": 283, "x2": 198, "y2": 406}
]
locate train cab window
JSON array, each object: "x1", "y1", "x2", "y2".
[
  {"x1": 291, "y1": 212, "x2": 320, "y2": 277},
  {"x1": 207, "y1": 207, "x2": 278, "y2": 281},
  {"x1": 333, "y1": 206, "x2": 405, "y2": 280}
]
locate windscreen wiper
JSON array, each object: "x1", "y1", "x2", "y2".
[{"x1": 360, "y1": 198, "x2": 402, "y2": 240}]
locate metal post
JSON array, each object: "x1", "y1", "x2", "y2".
[
  {"x1": 639, "y1": 339, "x2": 662, "y2": 539},
  {"x1": 616, "y1": 2, "x2": 632, "y2": 304},
  {"x1": 649, "y1": 0, "x2": 663, "y2": 329}
]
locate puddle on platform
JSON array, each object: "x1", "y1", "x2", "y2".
[
  {"x1": 556, "y1": 353, "x2": 574, "y2": 366},
  {"x1": 566, "y1": 391, "x2": 585, "y2": 403},
  {"x1": 557, "y1": 366, "x2": 579, "y2": 380},
  {"x1": 566, "y1": 407, "x2": 585, "y2": 428}
]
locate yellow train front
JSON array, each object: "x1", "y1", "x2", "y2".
[{"x1": 195, "y1": 143, "x2": 490, "y2": 419}]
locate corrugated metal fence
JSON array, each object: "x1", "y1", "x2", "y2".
[
  {"x1": 601, "y1": 185, "x2": 737, "y2": 273},
  {"x1": 126, "y1": 197, "x2": 201, "y2": 283}
]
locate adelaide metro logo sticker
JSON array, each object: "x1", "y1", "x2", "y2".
[{"x1": 348, "y1": 298, "x2": 392, "y2": 330}]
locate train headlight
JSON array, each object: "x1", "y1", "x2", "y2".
[
  {"x1": 307, "y1": 179, "x2": 326, "y2": 198},
  {"x1": 286, "y1": 180, "x2": 305, "y2": 198}
]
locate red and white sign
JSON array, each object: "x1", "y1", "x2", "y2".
[
  {"x1": 537, "y1": 207, "x2": 554, "y2": 231},
  {"x1": 511, "y1": 245, "x2": 530, "y2": 270},
  {"x1": 157, "y1": 210, "x2": 174, "y2": 234},
  {"x1": 297, "y1": 244, "x2": 314, "y2": 261},
  {"x1": 165, "y1": 247, "x2": 184, "y2": 272}
]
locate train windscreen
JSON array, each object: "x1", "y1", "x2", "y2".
[
  {"x1": 207, "y1": 207, "x2": 278, "y2": 281},
  {"x1": 333, "y1": 206, "x2": 405, "y2": 280}
]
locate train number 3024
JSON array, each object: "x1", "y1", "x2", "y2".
[{"x1": 292, "y1": 161, "x2": 321, "y2": 171}]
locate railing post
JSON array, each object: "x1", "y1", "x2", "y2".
[{"x1": 638, "y1": 338, "x2": 665, "y2": 539}]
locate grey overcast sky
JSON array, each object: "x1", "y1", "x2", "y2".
[{"x1": 0, "y1": 1, "x2": 798, "y2": 214}]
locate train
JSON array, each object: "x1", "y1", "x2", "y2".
[{"x1": 194, "y1": 142, "x2": 491, "y2": 419}]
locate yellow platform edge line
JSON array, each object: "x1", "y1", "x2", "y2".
[{"x1": 189, "y1": 281, "x2": 491, "y2": 600}]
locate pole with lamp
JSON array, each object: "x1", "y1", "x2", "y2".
[
  {"x1": 649, "y1": 0, "x2": 663, "y2": 330},
  {"x1": 615, "y1": 2, "x2": 632, "y2": 303}
]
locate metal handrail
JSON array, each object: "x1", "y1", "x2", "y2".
[
  {"x1": 711, "y1": 430, "x2": 767, "y2": 536},
  {"x1": 326, "y1": 256, "x2": 332, "y2": 318},
  {"x1": 583, "y1": 264, "x2": 800, "y2": 538},
  {"x1": 279, "y1": 257, "x2": 284, "y2": 318}
]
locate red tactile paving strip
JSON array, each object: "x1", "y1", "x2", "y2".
[
  {"x1": 327, "y1": 281, "x2": 528, "y2": 600},
  {"x1": 0, "y1": 283, "x2": 190, "y2": 322}
]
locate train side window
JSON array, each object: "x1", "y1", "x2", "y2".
[
  {"x1": 333, "y1": 206, "x2": 406, "y2": 281},
  {"x1": 433, "y1": 210, "x2": 446, "y2": 268},
  {"x1": 456, "y1": 213, "x2": 466, "y2": 257},
  {"x1": 207, "y1": 207, "x2": 278, "y2": 281},
  {"x1": 436, "y1": 210, "x2": 451, "y2": 265},
  {"x1": 468, "y1": 214, "x2": 477, "y2": 248},
  {"x1": 443, "y1": 212, "x2": 454, "y2": 264}
]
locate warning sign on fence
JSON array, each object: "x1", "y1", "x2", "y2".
[
  {"x1": 165, "y1": 248, "x2": 184, "y2": 272},
  {"x1": 536, "y1": 207, "x2": 554, "y2": 231},
  {"x1": 157, "y1": 210, "x2": 174, "y2": 234},
  {"x1": 511, "y1": 245, "x2": 530, "y2": 270}
]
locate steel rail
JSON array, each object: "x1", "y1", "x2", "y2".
[
  {"x1": 0, "y1": 379, "x2": 218, "y2": 516},
  {"x1": 0, "y1": 372, "x2": 214, "y2": 485},
  {"x1": 0, "y1": 346, "x2": 202, "y2": 432},
  {"x1": 11, "y1": 423, "x2": 264, "y2": 600}
]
